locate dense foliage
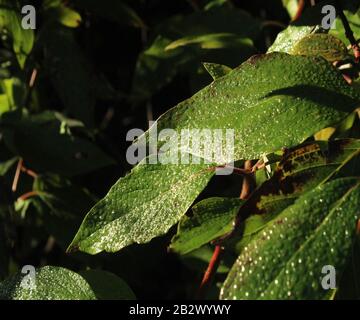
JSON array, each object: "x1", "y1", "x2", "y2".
[{"x1": 0, "y1": 0, "x2": 359, "y2": 300}]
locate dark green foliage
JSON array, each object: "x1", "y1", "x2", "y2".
[{"x1": 0, "y1": 0, "x2": 360, "y2": 300}]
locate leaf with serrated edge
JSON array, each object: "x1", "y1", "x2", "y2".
[
  {"x1": 220, "y1": 178, "x2": 360, "y2": 300},
  {"x1": 140, "y1": 53, "x2": 360, "y2": 162},
  {"x1": 68, "y1": 154, "x2": 215, "y2": 254},
  {"x1": 232, "y1": 139, "x2": 360, "y2": 226}
]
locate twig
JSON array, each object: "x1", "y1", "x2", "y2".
[
  {"x1": 12, "y1": 158, "x2": 23, "y2": 192},
  {"x1": 20, "y1": 166, "x2": 38, "y2": 178},
  {"x1": 197, "y1": 245, "x2": 223, "y2": 299},
  {"x1": 336, "y1": 1, "x2": 360, "y2": 63},
  {"x1": 18, "y1": 191, "x2": 38, "y2": 201},
  {"x1": 25, "y1": 68, "x2": 38, "y2": 108}
]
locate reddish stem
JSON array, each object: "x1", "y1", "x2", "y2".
[
  {"x1": 18, "y1": 191, "x2": 38, "y2": 201},
  {"x1": 197, "y1": 245, "x2": 223, "y2": 298},
  {"x1": 20, "y1": 166, "x2": 38, "y2": 178}
]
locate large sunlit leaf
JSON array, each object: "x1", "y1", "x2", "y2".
[
  {"x1": 142, "y1": 53, "x2": 360, "y2": 162},
  {"x1": 220, "y1": 177, "x2": 360, "y2": 300},
  {"x1": 68, "y1": 154, "x2": 215, "y2": 254}
]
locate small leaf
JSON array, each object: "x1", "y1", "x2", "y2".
[
  {"x1": 0, "y1": 0, "x2": 34, "y2": 68},
  {"x1": 0, "y1": 77, "x2": 26, "y2": 111},
  {"x1": 74, "y1": 0, "x2": 145, "y2": 28},
  {"x1": 49, "y1": 7, "x2": 82, "y2": 28},
  {"x1": 220, "y1": 177, "x2": 360, "y2": 300},
  {"x1": 68, "y1": 154, "x2": 215, "y2": 254},
  {"x1": 79, "y1": 270, "x2": 136, "y2": 300},
  {"x1": 0, "y1": 156, "x2": 17, "y2": 176},
  {"x1": 203, "y1": 62, "x2": 232, "y2": 80},
  {"x1": 169, "y1": 197, "x2": 243, "y2": 255},
  {"x1": 290, "y1": 33, "x2": 348, "y2": 62},
  {"x1": 268, "y1": 25, "x2": 317, "y2": 53},
  {"x1": 165, "y1": 34, "x2": 253, "y2": 51},
  {"x1": 0, "y1": 266, "x2": 96, "y2": 300}
]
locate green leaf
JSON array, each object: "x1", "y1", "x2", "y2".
[
  {"x1": 169, "y1": 197, "x2": 243, "y2": 255},
  {"x1": 142, "y1": 53, "x2": 360, "y2": 162},
  {"x1": 203, "y1": 62, "x2": 232, "y2": 80},
  {"x1": 68, "y1": 154, "x2": 215, "y2": 254},
  {"x1": 282, "y1": 0, "x2": 299, "y2": 19},
  {"x1": 74, "y1": 0, "x2": 144, "y2": 28},
  {"x1": 220, "y1": 177, "x2": 360, "y2": 300},
  {"x1": 0, "y1": 266, "x2": 96, "y2": 300},
  {"x1": 330, "y1": 10, "x2": 360, "y2": 47},
  {"x1": 165, "y1": 33, "x2": 253, "y2": 51},
  {"x1": 335, "y1": 234, "x2": 360, "y2": 299},
  {"x1": 132, "y1": 36, "x2": 196, "y2": 101},
  {"x1": 268, "y1": 25, "x2": 317, "y2": 53},
  {"x1": 33, "y1": 174, "x2": 96, "y2": 249},
  {"x1": 233, "y1": 139, "x2": 360, "y2": 224},
  {"x1": 290, "y1": 33, "x2": 348, "y2": 62},
  {"x1": 0, "y1": 0, "x2": 34, "y2": 68},
  {"x1": 132, "y1": 7, "x2": 260, "y2": 100},
  {"x1": 79, "y1": 270, "x2": 136, "y2": 300},
  {"x1": 204, "y1": 0, "x2": 229, "y2": 11},
  {"x1": 40, "y1": 26, "x2": 95, "y2": 126},
  {"x1": 1, "y1": 111, "x2": 114, "y2": 176},
  {"x1": 45, "y1": 4, "x2": 82, "y2": 28},
  {"x1": 0, "y1": 77, "x2": 26, "y2": 111},
  {"x1": 0, "y1": 156, "x2": 17, "y2": 176}
]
